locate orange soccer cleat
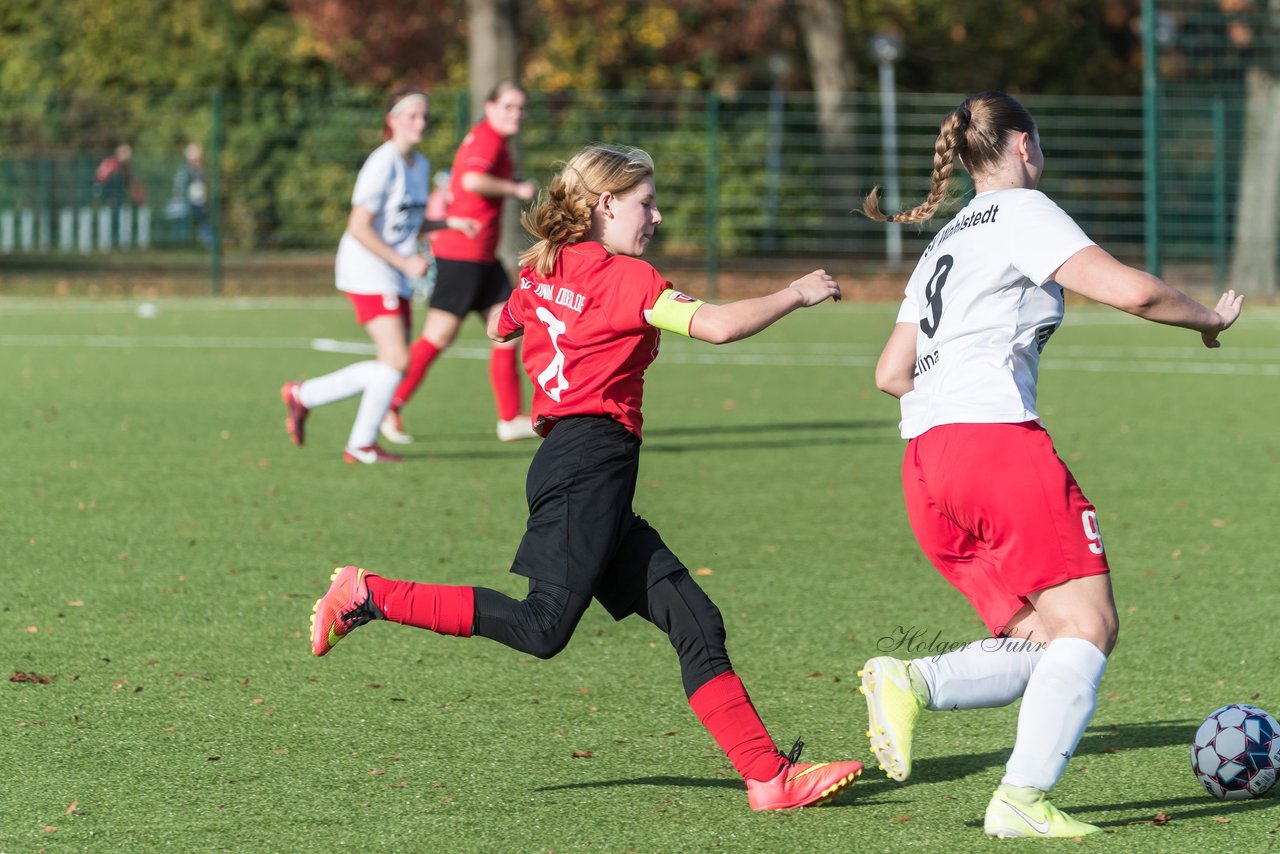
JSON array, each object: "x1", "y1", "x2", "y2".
[
  {"x1": 310, "y1": 565, "x2": 383, "y2": 656},
  {"x1": 281, "y1": 381, "x2": 309, "y2": 447},
  {"x1": 745, "y1": 739, "x2": 862, "y2": 811}
]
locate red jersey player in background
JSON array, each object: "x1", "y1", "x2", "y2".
[
  {"x1": 382, "y1": 80, "x2": 539, "y2": 446},
  {"x1": 311, "y1": 143, "x2": 863, "y2": 811}
]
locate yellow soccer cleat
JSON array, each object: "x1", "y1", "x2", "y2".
[
  {"x1": 983, "y1": 785, "x2": 1101, "y2": 839},
  {"x1": 858, "y1": 656, "x2": 927, "y2": 781}
]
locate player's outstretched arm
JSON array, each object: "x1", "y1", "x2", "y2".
[
  {"x1": 688, "y1": 270, "x2": 842, "y2": 345},
  {"x1": 1053, "y1": 246, "x2": 1243, "y2": 348}
]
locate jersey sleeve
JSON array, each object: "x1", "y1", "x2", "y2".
[
  {"x1": 646, "y1": 289, "x2": 705, "y2": 336},
  {"x1": 458, "y1": 129, "x2": 501, "y2": 176},
  {"x1": 1008, "y1": 191, "x2": 1095, "y2": 286},
  {"x1": 600, "y1": 258, "x2": 673, "y2": 333},
  {"x1": 495, "y1": 279, "x2": 527, "y2": 338},
  {"x1": 350, "y1": 147, "x2": 393, "y2": 213}
]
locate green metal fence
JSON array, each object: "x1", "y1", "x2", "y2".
[{"x1": 0, "y1": 85, "x2": 1255, "y2": 295}]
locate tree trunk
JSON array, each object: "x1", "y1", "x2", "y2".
[
  {"x1": 793, "y1": 0, "x2": 857, "y2": 152},
  {"x1": 793, "y1": 0, "x2": 859, "y2": 223},
  {"x1": 467, "y1": 0, "x2": 524, "y2": 269},
  {"x1": 1229, "y1": 66, "x2": 1280, "y2": 295}
]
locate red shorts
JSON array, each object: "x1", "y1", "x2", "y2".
[
  {"x1": 345, "y1": 292, "x2": 411, "y2": 328},
  {"x1": 902, "y1": 421, "x2": 1110, "y2": 636}
]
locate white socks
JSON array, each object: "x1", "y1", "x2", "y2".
[
  {"x1": 1002, "y1": 637, "x2": 1108, "y2": 791},
  {"x1": 912, "y1": 637, "x2": 1046, "y2": 711},
  {"x1": 296, "y1": 360, "x2": 403, "y2": 448}
]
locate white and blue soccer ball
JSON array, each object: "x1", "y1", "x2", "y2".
[{"x1": 1191, "y1": 703, "x2": 1280, "y2": 800}]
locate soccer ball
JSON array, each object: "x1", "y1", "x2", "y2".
[{"x1": 1191, "y1": 703, "x2": 1280, "y2": 800}]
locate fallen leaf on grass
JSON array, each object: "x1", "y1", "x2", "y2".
[
  {"x1": 369, "y1": 769, "x2": 385, "y2": 776},
  {"x1": 892, "y1": 814, "x2": 911, "y2": 822},
  {"x1": 1213, "y1": 816, "x2": 1231, "y2": 824},
  {"x1": 571, "y1": 749, "x2": 593, "y2": 758},
  {"x1": 65, "y1": 801, "x2": 81, "y2": 815},
  {"x1": 695, "y1": 568, "x2": 713, "y2": 576},
  {"x1": 10, "y1": 671, "x2": 53, "y2": 684}
]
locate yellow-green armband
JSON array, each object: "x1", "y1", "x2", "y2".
[{"x1": 646, "y1": 289, "x2": 705, "y2": 336}]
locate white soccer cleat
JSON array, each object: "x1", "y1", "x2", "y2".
[
  {"x1": 380, "y1": 410, "x2": 413, "y2": 445},
  {"x1": 343, "y1": 444, "x2": 405, "y2": 464},
  {"x1": 496, "y1": 416, "x2": 539, "y2": 442}
]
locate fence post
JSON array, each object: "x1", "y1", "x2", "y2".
[
  {"x1": 210, "y1": 87, "x2": 224, "y2": 296},
  {"x1": 38, "y1": 159, "x2": 52, "y2": 250},
  {"x1": 1141, "y1": 0, "x2": 1162, "y2": 277},
  {"x1": 705, "y1": 92, "x2": 720, "y2": 300},
  {"x1": 1212, "y1": 97, "x2": 1227, "y2": 291}
]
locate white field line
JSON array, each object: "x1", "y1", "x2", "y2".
[{"x1": 0, "y1": 332, "x2": 1277, "y2": 376}]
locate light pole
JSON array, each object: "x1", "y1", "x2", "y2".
[{"x1": 870, "y1": 31, "x2": 903, "y2": 269}]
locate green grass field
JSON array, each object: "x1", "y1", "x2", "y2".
[{"x1": 3, "y1": 294, "x2": 1278, "y2": 852}]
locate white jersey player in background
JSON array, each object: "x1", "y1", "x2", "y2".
[
  {"x1": 858, "y1": 90, "x2": 1242, "y2": 838},
  {"x1": 280, "y1": 87, "x2": 477, "y2": 464}
]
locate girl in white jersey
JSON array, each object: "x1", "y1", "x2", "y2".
[
  {"x1": 856, "y1": 90, "x2": 1243, "y2": 839},
  {"x1": 279, "y1": 87, "x2": 477, "y2": 464}
]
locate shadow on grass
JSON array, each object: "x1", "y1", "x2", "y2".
[
  {"x1": 889, "y1": 718, "x2": 1200, "y2": 790},
  {"x1": 960, "y1": 794, "x2": 1278, "y2": 830},
  {"x1": 394, "y1": 419, "x2": 898, "y2": 462},
  {"x1": 533, "y1": 774, "x2": 874, "y2": 809},
  {"x1": 1084, "y1": 793, "x2": 1278, "y2": 827}
]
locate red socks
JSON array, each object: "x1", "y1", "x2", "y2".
[
  {"x1": 393, "y1": 340, "x2": 520, "y2": 421},
  {"x1": 366, "y1": 576, "x2": 474, "y2": 637},
  {"x1": 489, "y1": 346, "x2": 522, "y2": 422},
  {"x1": 392, "y1": 338, "x2": 442, "y2": 411},
  {"x1": 688, "y1": 671, "x2": 787, "y2": 783}
]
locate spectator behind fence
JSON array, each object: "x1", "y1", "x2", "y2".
[
  {"x1": 170, "y1": 142, "x2": 212, "y2": 249},
  {"x1": 94, "y1": 143, "x2": 146, "y2": 207}
]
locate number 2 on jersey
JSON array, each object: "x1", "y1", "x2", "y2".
[
  {"x1": 919, "y1": 254, "x2": 953, "y2": 339},
  {"x1": 534, "y1": 306, "x2": 569, "y2": 402}
]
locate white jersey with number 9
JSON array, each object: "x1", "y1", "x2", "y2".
[{"x1": 896, "y1": 188, "x2": 1094, "y2": 439}]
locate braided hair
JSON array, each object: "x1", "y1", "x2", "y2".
[
  {"x1": 862, "y1": 91, "x2": 1037, "y2": 224},
  {"x1": 519, "y1": 144, "x2": 655, "y2": 275}
]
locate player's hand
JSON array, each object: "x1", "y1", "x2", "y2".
[
  {"x1": 401, "y1": 253, "x2": 429, "y2": 279},
  {"x1": 446, "y1": 216, "x2": 481, "y2": 238},
  {"x1": 789, "y1": 269, "x2": 842, "y2": 306},
  {"x1": 1201, "y1": 289, "x2": 1243, "y2": 349},
  {"x1": 513, "y1": 179, "x2": 538, "y2": 202}
]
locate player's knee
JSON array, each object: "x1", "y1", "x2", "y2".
[
  {"x1": 384, "y1": 351, "x2": 410, "y2": 373},
  {"x1": 521, "y1": 625, "x2": 574, "y2": 660},
  {"x1": 1043, "y1": 612, "x2": 1118, "y2": 656}
]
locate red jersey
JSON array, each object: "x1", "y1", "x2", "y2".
[
  {"x1": 432, "y1": 119, "x2": 512, "y2": 263},
  {"x1": 496, "y1": 241, "x2": 672, "y2": 440}
]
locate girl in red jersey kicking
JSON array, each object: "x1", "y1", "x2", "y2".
[{"x1": 311, "y1": 143, "x2": 861, "y2": 810}]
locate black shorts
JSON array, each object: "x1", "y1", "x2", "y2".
[
  {"x1": 509, "y1": 416, "x2": 686, "y2": 619},
  {"x1": 429, "y1": 258, "x2": 513, "y2": 317}
]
